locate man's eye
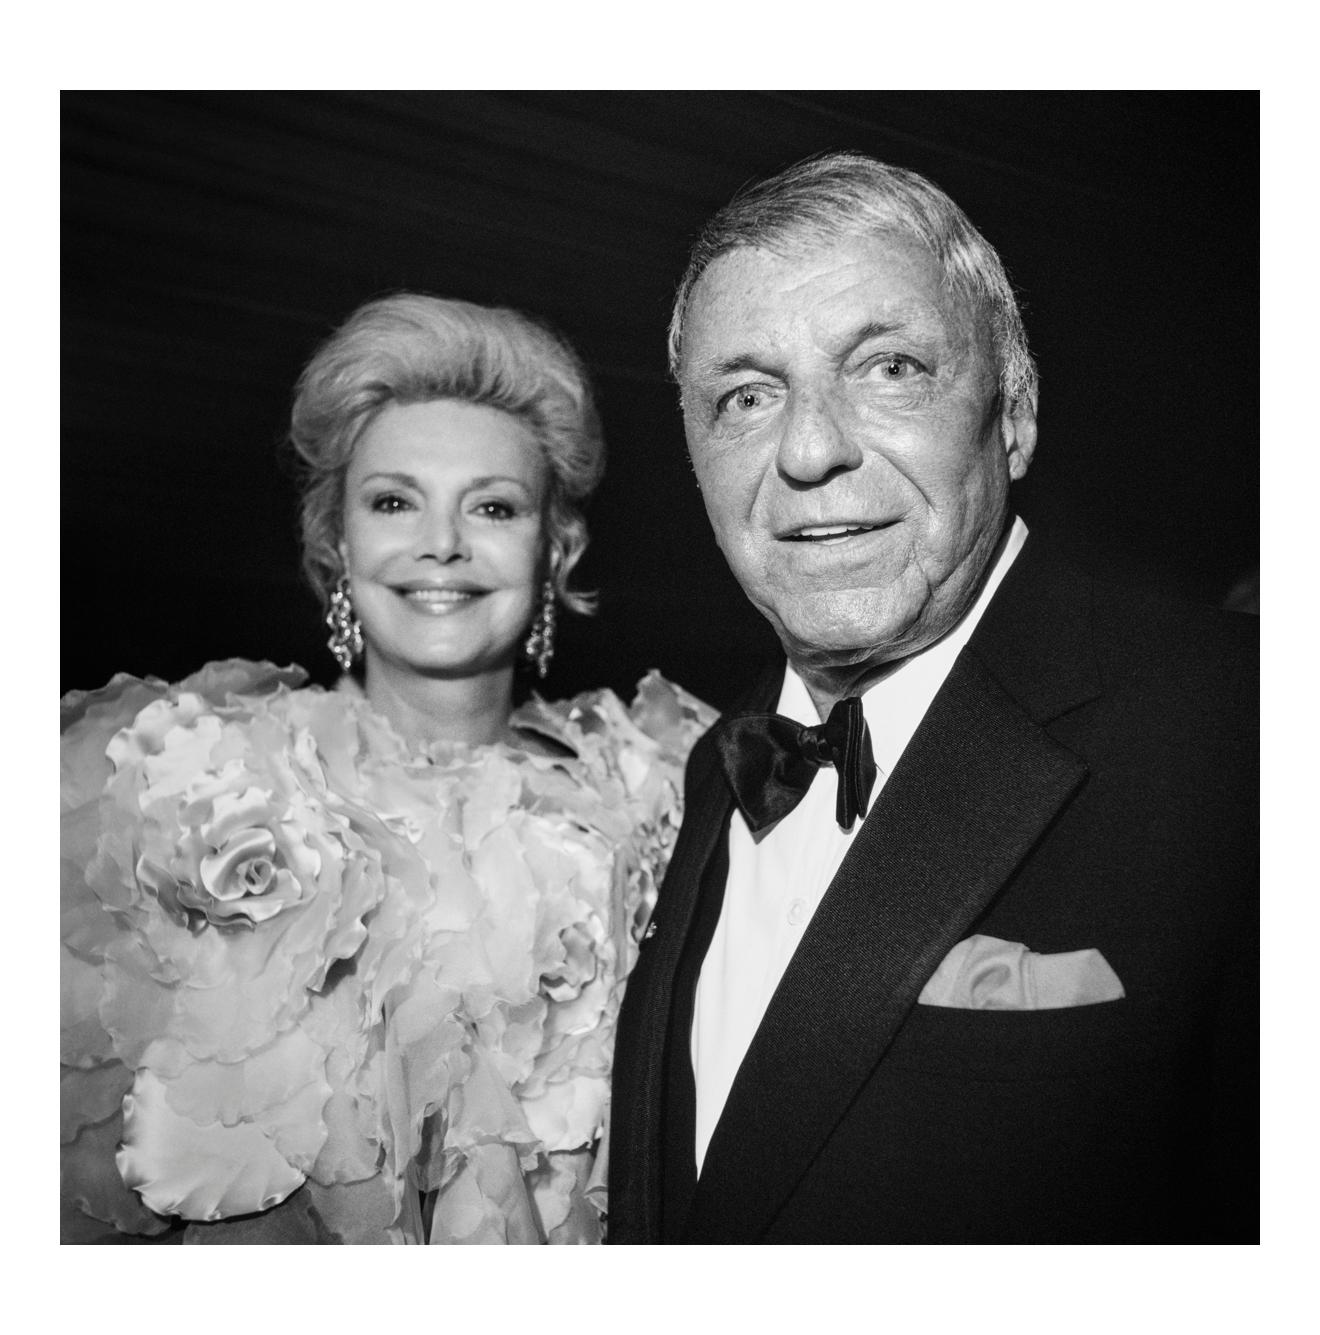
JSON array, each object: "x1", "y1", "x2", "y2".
[
  {"x1": 872, "y1": 355, "x2": 925, "y2": 380},
  {"x1": 718, "y1": 386, "x2": 769, "y2": 416}
]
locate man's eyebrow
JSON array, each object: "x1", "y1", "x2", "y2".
[
  {"x1": 684, "y1": 317, "x2": 931, "y2": 382},
  {"x1": 833, "y1": 319, "x2": 919, "y2": 361},
  {"x1": 684, "y1": 351, "x2": 781, "y2": 382},
  {"x1": 846, "y1": 319, "x2": 907, "y2": 346}
]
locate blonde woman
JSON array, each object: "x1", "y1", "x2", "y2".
[{"x1": 61, "y1": 294, "x2": 713, "y2": 1244}]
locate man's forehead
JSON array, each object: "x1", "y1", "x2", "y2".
[{"x1": 682, "y1": 231, "x2": 984, "y2": 369}]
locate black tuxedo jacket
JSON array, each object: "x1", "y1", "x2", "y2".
[{"x1": 608, "y1": 539, "x2": 1258, "y2": 1243}]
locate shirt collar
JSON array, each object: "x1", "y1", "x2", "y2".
[{"x1": 777, "y1": 517, "x2": 1029, "y2": 780}]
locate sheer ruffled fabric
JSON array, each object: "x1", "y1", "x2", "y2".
[{"x1": 61, "y1": 659, "x2": 715, "y2": 1244}]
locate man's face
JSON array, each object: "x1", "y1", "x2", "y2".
[{"x1": 678, "y1": 230, "x2": 1036, "y2": 681}]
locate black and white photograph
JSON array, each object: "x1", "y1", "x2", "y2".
[{"x1": 60, "y1": 91, "x2": 1260, "y2": 1257}]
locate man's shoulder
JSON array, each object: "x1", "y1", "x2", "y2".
[
  {"x1": 974, "y1": 537, "x2": 1256, "y2": 732},
  {"x1": 995, "y1": 538, "x2": 1255, "y2": 667},
  {"x1": 1086, "y1": 571, "x2": 1258, "y2": 691}
]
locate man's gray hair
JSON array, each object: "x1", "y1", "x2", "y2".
[{"x1": 668, "y1": 151, "x2": 1038, "y2": 405}]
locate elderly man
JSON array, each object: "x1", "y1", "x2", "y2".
[{"x1": 608, "y1": 152, "x2": 1257, "y2": 1243}]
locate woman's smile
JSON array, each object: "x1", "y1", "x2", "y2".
[
  {"x1": 395, "y1": 583, "x2": 489, "y2": 614},
  {"x1": 341, "y1": 399, "x2": 550, "y2": 682}
]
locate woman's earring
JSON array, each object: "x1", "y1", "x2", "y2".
[
  {"x1": 523, "y1": 580, "x2": 557, "y2": 679},
  {"x1": 326, "y1": 575, "x2": 364, "y2": 672}
]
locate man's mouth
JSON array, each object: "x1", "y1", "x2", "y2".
[{"x1": 782, "y1": 522, "x2": 888, "y2": 545}]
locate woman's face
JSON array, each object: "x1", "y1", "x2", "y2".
[{"x1": 341, "y1": 399, "x2": 549, "y2": 683}]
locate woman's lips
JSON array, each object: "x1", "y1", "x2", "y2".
[{"x1": 395, "y1": 586, "x2": 487, "y2": 614}]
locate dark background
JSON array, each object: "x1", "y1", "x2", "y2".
[{"x1": 62, "y1": 91, "x2": 1258, "y2": 708}]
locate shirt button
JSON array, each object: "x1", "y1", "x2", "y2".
[{"x1": 787, "y1": 898, "x2": 808, "y2": 926}]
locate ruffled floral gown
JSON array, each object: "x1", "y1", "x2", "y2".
[{"x1": 60, "y1": 659, "x2": 714, "y2": 1244}]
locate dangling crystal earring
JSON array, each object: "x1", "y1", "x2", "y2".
[
  {"x1": 522, "y1": 579, "x2": 557, "y2": 679},
  {"x1": 325, "y1": 575, "x2": 363, "y2": 672}
]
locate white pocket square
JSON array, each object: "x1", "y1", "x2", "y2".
[{"x1": 918, "y1": 934, "x2": 1125, "y2": 1010}]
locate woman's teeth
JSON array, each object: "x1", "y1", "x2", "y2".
[{"x1": 402, "y1": 588, "x2": 479, "y2": 610}]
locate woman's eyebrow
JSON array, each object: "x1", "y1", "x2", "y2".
[
  {"x1": 355, "y1": 471, "x2": 534, "y2": 492},
  {"x1": 357, "y1": 470, "x2": 418, "y2": 487},
  {"x1": 467, "y1": 474, "x2": 533, "y2": 492}
]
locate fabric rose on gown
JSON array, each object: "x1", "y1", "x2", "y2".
[
  {"x1": 61, "y1": 663, "x2": 440, "y2": 1242},
  {"x1": 61, "y1": 662, "x2": 715, "y2": 1244}
]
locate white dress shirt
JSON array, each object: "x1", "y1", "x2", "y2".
[{"x1": 691, "y1": 517, "x2": 1029, "y2": 1173}]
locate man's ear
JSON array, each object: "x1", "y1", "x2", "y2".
[{"x1": 1001, "y1": 388, "x2": 1038, "y2": 482}]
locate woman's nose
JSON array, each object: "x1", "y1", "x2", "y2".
[{"x1": 414, "y1": 510, "x2": 470, "y2": 564}]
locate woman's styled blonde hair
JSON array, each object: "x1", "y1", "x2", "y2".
[{"x1": 290, "y1": 292, "x2": 605, "y2": 614}]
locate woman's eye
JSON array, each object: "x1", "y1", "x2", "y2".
[
  {"x1": 474, "y1": 499, "x2": 516, "y2": 520},
  {"x1": 370, "y1": 493, "x2": 411, "y2": 514}
]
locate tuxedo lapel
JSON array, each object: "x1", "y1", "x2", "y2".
[
  {"x1": 605, "y1": 663, "x2": 783, "y2": 1240},
  {"x1": 685, "y1": 639, "x2": 1093, "y2": 1240},
  {"x1": 613, "y1": 539, "x2": 1103, "y2": 1243},
  {"x1": 607, "y1": 736, "x2": 731, "y2": 1240}
]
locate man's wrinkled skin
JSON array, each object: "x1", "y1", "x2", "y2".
[{"x1": 678, "y1": 231, "x2": 1037, "y2": 717}]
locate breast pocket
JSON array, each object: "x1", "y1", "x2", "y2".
[{"x1": 881, "y1": 997, "x2": 1171, "y2": 1080}]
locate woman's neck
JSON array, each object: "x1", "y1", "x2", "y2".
[{"x1": 363, "y1": 658, "x2": 517, "y2": 748}]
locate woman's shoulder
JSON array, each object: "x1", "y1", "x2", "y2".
[
  {"x1": 62, "y1": 658, "x2": 312, "y2": 730},
  {"x1": 513, "y1": 670, "x2": 718, "y2": 766},
  {"x1": 61, "y1": 659, "x2": 323, "y2": 811}
]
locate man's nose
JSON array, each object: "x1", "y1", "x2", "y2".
[
  {"x1": 775, "y1": 390, "x2": 863, "y2": 483},
  {"x1": 415, "y1": 509, "x2": 470, "y2": 563}
]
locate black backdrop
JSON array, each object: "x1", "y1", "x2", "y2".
[{"x1": 62, "y1": 91, "x2": 1258, "y2": 708}]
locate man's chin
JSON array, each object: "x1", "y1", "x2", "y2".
[
  {"x1": 771, "y1": 608, "x2": 922, "y2": 674},
  {"x1": 763, "y1": 568, "x2": 987, "y2": 673}
]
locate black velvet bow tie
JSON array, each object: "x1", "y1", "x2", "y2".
[{"x1": 713, "y1": 696, "x2": 878, "y2": 833}]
